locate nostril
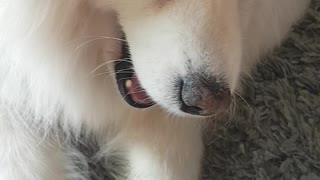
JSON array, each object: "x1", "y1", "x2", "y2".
[
  {"x1": 178, "y1": 75, "x2": 231, "y2": 116},
  {"x1": 181, "y1": 104, "x2": 203, "y2": 115},
  {"x1": 178, "y1": 80, "x2": 203, "y2": 115},
  {"x1": 177, "y1": 80, "x2": 197, "y2": 114}
]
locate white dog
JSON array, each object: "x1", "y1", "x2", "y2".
[{"x1": 0, "y1": 0, "x2": 310, "y2": 180}]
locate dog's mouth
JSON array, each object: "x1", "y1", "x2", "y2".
[{"x1": 114, "y1": 42, "x2": 155, "y2": 109}]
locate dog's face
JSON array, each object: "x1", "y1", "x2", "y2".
[{"x1": 110, "y1": 0, "x2": 242, "y2": 117}]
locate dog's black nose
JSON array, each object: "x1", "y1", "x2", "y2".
[{"x1": 179, "y1": 75, "x2": 231, "y2": 116}]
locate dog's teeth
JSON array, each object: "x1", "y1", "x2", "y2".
[{"x1": 125, "y1": 80, "x2": 132, "y2": 90}]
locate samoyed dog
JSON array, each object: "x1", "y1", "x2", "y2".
[{"x1": 0, "y1": 0, "x2": 310, "y2": 179}]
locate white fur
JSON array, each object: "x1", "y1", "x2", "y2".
[{"x1": 0, "y1": 0, "x2": 310, "y2": 179}]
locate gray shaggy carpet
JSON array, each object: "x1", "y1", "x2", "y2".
[
  {"x1": 81, "y1": 1, "x2": 320, "y2": 179},
  {"x1": 202, "y1": 1, "x2": 320, "y2": 179}
]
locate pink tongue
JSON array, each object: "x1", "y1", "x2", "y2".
[{"x1": 128, "y1": 74, "x2": 153, "y2": 105}]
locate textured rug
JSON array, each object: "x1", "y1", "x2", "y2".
[
  {"x1": 202, "y1": 1, "x2": 320, "y2": 179},
  {"x1": 82, "y1": 1, "x2": 320, "y2": 179}
]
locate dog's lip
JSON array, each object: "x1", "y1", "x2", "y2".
[{"x1": 114, "y1": 42, "x2": 155, "y2": 109}]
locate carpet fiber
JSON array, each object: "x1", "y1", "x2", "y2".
[
  {"x1": 83, "y1": 1, "x2": 320, "y2": 179},
  {"x1": 203, "y1": 1, "x2": 320, "y2": 179}
]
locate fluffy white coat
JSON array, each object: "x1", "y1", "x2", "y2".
[{"x1": 0, "y1": 0, "x2": 310, "y2": 179}]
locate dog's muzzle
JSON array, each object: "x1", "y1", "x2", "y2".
[{"x1": 114, "y1": 40, "x2": 230, "y2": 116}]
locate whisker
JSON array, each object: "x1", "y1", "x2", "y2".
[
  {"x1": 137, "y1": 97, "x2": 153, "y2": 102},
  {"x1": 90, "y1": 58, "x2": 131, "y2": 74},
  {"x1": 242, "y1": 72, "x2": 255, "y2": 82},
  {"x1": 224, "y1": 95, "x2": 238, "y2": 127},
  {"x1": 74, "y1": 36, "x2": 127, "y2": 42},
  {"x1": 129, "y1": 89, "x2": 147, "y2": 94},
  {"x1": 117, "y1": 75, "x2": 138, "y2": 83},
  {"x1": 92, "y1": 68, "x2": 134, "y2": 78},
  {"x1": 69, "y1": 37, "x2": 128, "y2": 64},
  {"x1": 103, "y1": 71, "x2": 133, "y2": 82},
  {"x1": 64, "y1": 36, "x2": 128, "y2": 74},
  {"x1": 91, "y1": 71, "x2": 112, "y2": 78},
  {"x1": 234, "y1": 91, "x2": 254, "y2": 114},
  {"x1": 122, "y1": 82, "x2": 149, "y2": 100}
]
